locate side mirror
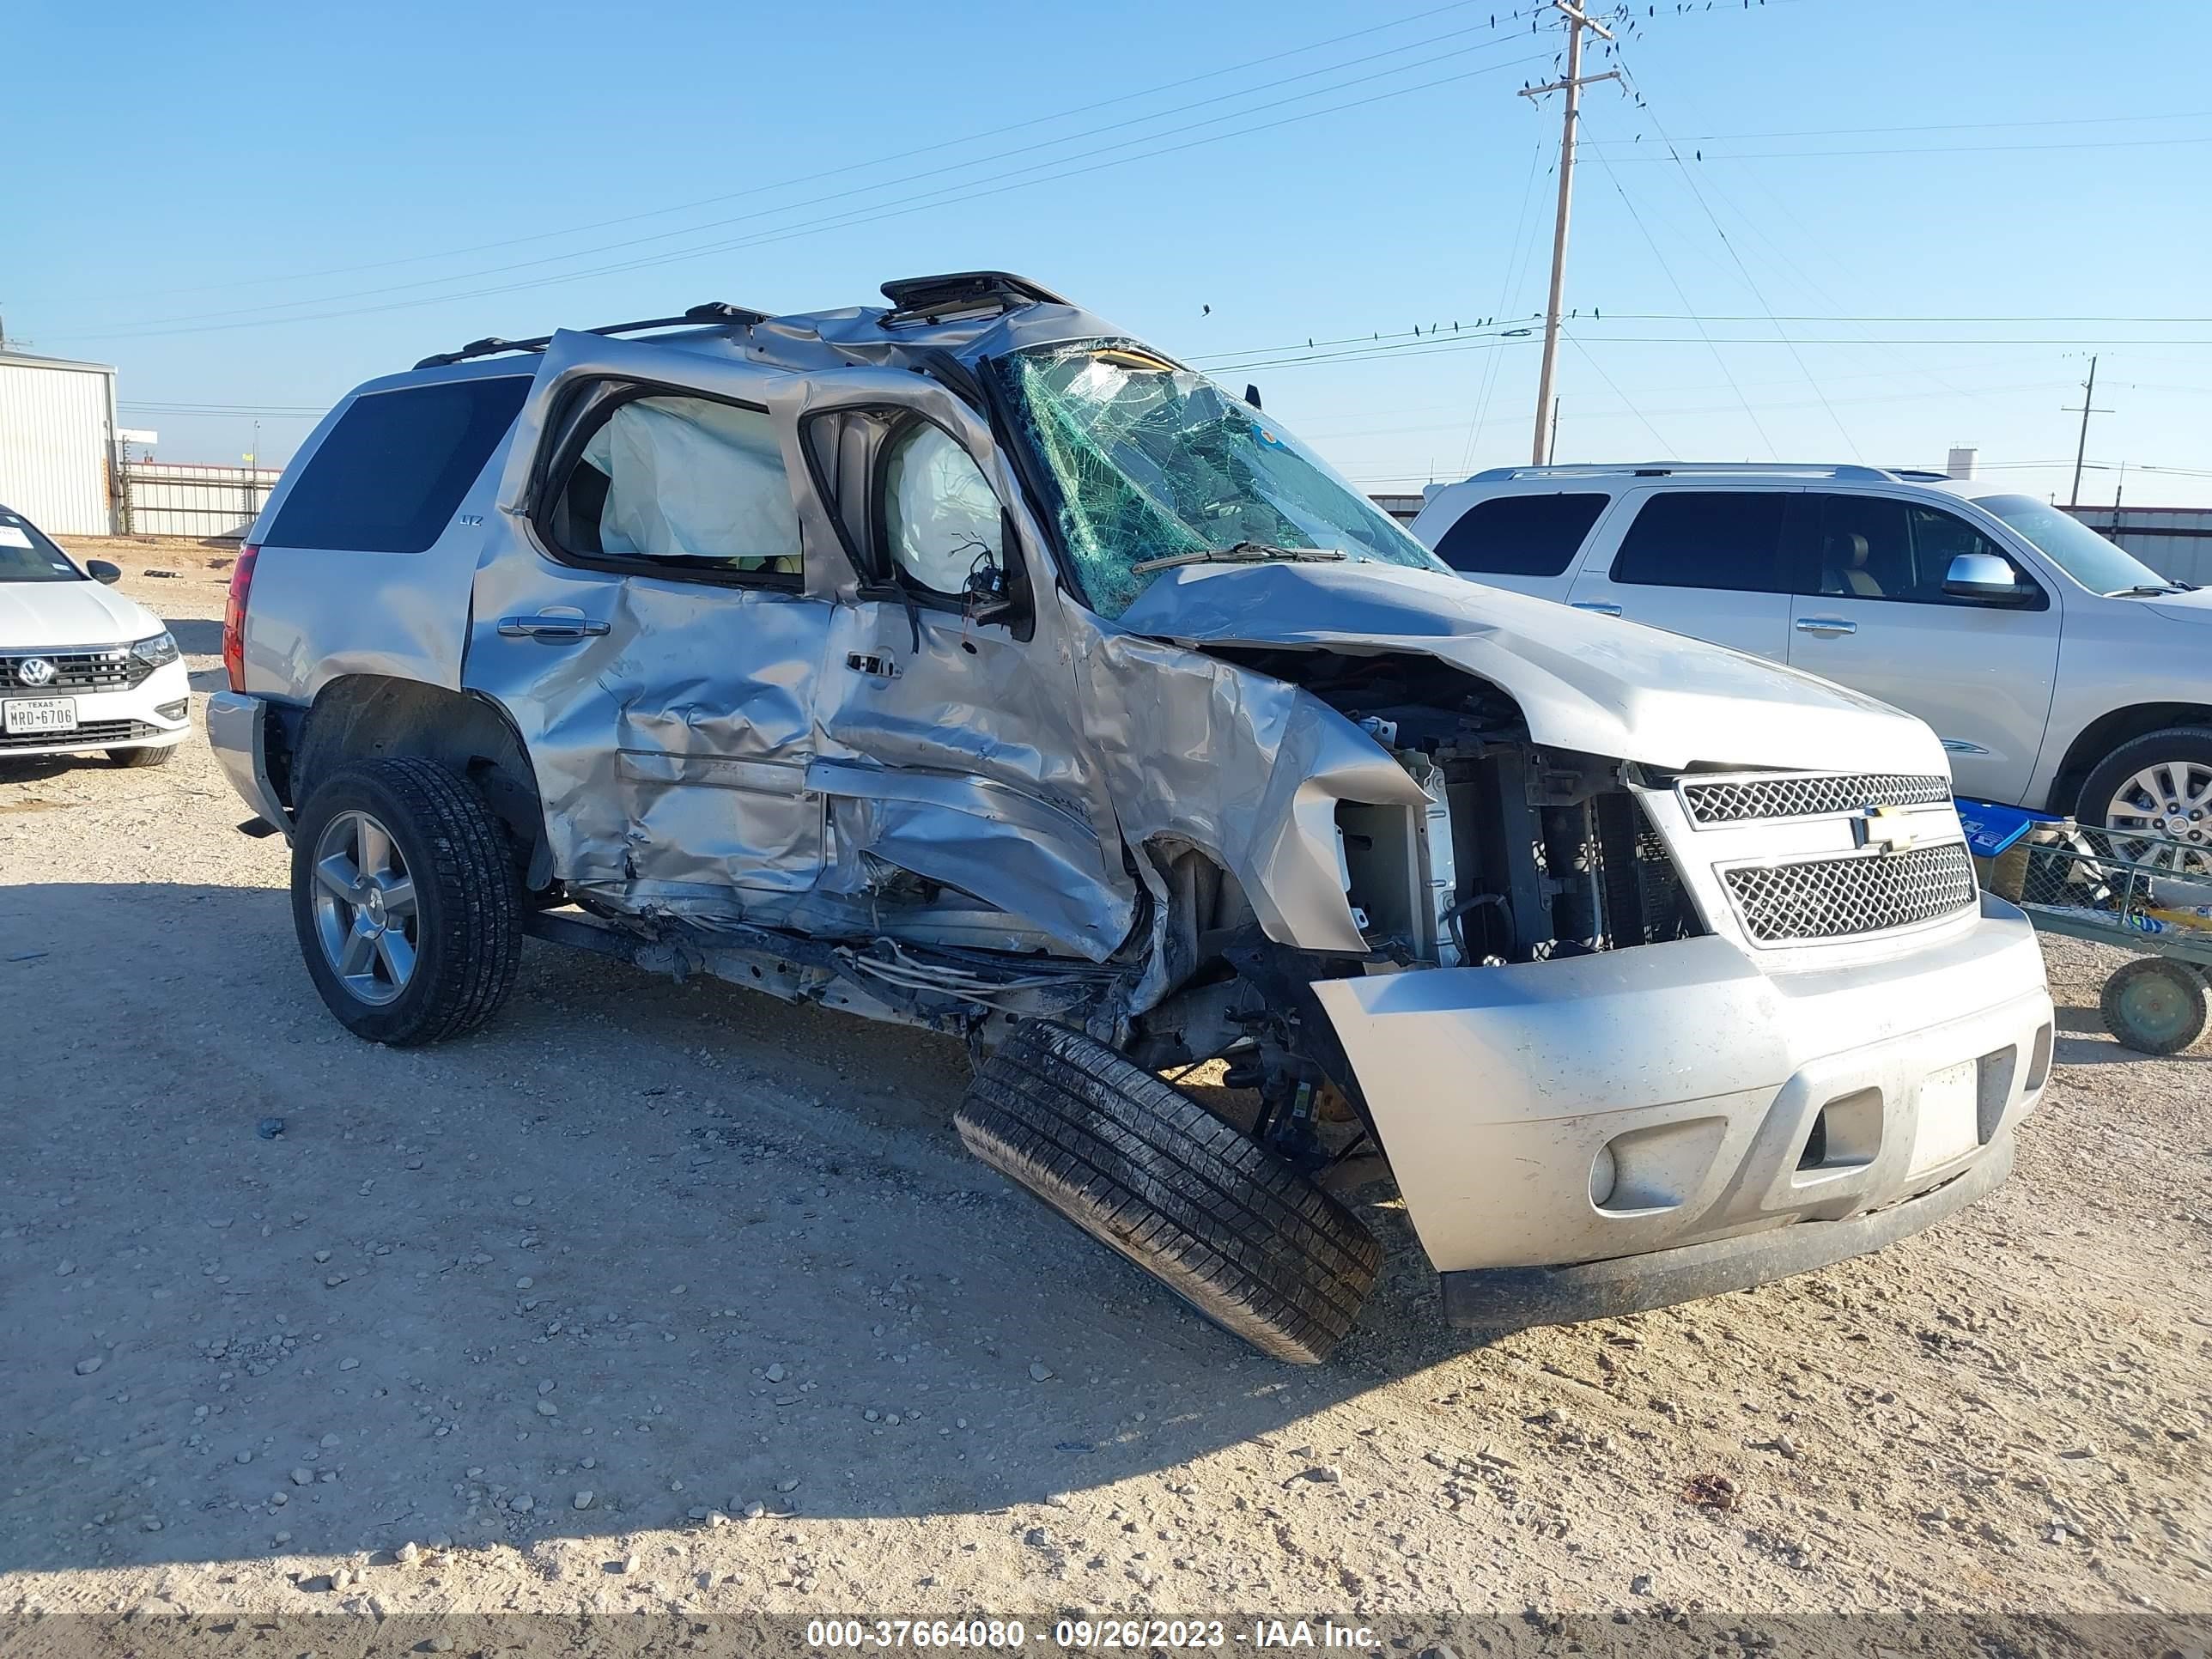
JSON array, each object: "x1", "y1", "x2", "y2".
[
  {"x1": 87, "y1": 559, "x2": 122, "y2": 585},
  {"x1": 962, "y1": 563, "x2": 1019, "y2": 628},
  {"x1": 1942, "y1": 551, "x2": 2031, "y2": 605}
]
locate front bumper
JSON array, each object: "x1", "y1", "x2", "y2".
[
  {"x1": 0, "y1": 659, "x2": 191, "y2": 757},
  {"x1": 1440, "y1": 1135, "x2": 2012, "y2": 1332},
  {"x1": 1312, "y1": 896, "x2": 2053, "y2": 1309}
]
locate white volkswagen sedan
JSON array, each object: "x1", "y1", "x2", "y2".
[{"x1": 0, "y1": 504, "x2": 191, "y2": 768}]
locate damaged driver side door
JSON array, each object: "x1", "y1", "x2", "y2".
[{"x1": 802, "y1": 396, "x2": 1135, "y2": 962}]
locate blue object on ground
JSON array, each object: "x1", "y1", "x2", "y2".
[
  {"x1": 1954, "y1": 797, "x2": 2057, "y2": 859},
  {"x1": 256, "y1": 1117, "x2": 284, "y2": 1139}
]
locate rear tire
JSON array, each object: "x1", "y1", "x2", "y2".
[
  {"x1": 289, "y1": 757, "x2": 522, "y2": 1046},
  {"x1": 956, "y1": 1022, "x2": 1381, "y2": 1364},
  {"x1": 108, "y1": 743, "x2": 177, "y2": 768},
  {"x1": 2100, "y1": 957, "x2": 2208, "y2": 1055}
]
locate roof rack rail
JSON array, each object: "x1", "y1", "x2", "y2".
[
  {"x1": 878, "y1": 271, "x2": 1071, "y2": 326},
  {"x1": 1462, "y1": 461, "x2": 1909, "y2": 484},
  {"x1": 412, "y1": 301, "x2": 769, "y2": 370}
]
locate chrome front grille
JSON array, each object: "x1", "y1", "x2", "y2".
[
  {"x1": 1681, "y1": 771, "x2": 1950, "y2": 825},
  {"x1": 0, "y1": 647, "x2": 147, "y2": 692},
  {"x1": 1723, "y1": 842, "x2": 1976, "y2": 943}
]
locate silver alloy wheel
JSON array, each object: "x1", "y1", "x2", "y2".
[
  {"x1": 2103, "y1": 759, "x2": 2212, "y2": 876},
  {"x1": 309, "y1": 809, "x2": 420, "y2": 1006}
]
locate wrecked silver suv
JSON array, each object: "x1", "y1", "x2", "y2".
[{"x1": 210, "y1": 273, "x2": 2054, "y2": 1361}]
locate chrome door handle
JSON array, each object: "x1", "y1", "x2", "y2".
[
  {"x1": 498, "y1": 616, "x2": 610, "y2": 641},
  {"x1": 1571, "y1": 601, "x2": 1623, "y2": 617},
  {"x1": 1795, "y1": 617, "x2": 1857, "y2": 636}
]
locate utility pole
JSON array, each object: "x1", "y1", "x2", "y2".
[
  {"x1": 1547, "y1": 396, "x2": 1561, "y2": 464},
  {"x1": 1522, "y1": 2, "x2": 1619, "y2": 465},
  {"x1": 2063, "y1": 355, "x2": 2110, "y2": 507}
]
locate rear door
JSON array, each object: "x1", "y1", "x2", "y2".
[
  {"x1": 1785, "y1": 490, "x2": 2061, "y2": 804},
  {"x1": 1563, "y1": 487, "x2": 1802, "y2": 660},
  {"x1": 463, "y1": 331, "x2": 834, "y2": 904}
]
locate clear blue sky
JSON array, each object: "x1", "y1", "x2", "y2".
[{"x1": 9, "y1": 0, "x2": 2209, "y2": 502}]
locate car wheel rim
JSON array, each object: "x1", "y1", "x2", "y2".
[
  {"x1": 309, "y1": 809, "x2": 420, "y2": 1006},
  {"x1": 2118, "y1": 971, "x2": 2194, "y2": 1046},
  {"x1": 2102, "y1": 760, "x2": 2212, "y2": 877}
]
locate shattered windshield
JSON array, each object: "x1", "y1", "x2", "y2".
[{"x1": 993, "y1": 342, "x2": 1446, "y2": 618}]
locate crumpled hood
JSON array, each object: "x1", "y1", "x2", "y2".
[
  {"x1": 0, "y1": 577, "x2": 160, "y2": 652},
  {"x1": 1115, "y1": 559, "x2": 1951, "y2": 776}
]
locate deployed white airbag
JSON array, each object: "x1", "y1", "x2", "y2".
[{"x1": 584, "y1": 396, "x2": 801, "y2": 568}]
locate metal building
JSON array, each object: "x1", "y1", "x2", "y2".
[{"x1": 0, "y1": 349, "x2": 118, "y2": 535}]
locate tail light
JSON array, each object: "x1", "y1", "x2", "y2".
[{"x1": 222, "y1": 544, "x2": 259, "y2": 693}]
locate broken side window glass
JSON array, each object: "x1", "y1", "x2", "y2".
[{"x1": 991, "y1": 342, "x2": 1444, "y2": 619}]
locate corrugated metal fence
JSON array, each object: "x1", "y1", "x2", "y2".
[
  {"x1": 2063, "y1": 506, "x2": 2212, "y2": 586},
  {"x1": 121, "y1": 461, "x2": 282, "y2": 539}
]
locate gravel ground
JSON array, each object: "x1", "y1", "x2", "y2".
[{"x1": 1, "y1": 543, "x2": 2208, "y2": 1632}]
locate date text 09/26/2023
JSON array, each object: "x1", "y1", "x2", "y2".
[{"x1": 803, "y1": 1620, "x2": 1382, "y2": 1650}]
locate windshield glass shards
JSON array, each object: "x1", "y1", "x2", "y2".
[{"x1": 993, "y1": 342, "x2": 1444, "y2": 618}]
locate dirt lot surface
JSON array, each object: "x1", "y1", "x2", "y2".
[{"x1": 3, "y1": 544, "x2": 2209, "y2": 1634}]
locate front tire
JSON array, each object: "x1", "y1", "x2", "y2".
[
  {"x1": 289, "y1": 757, "x2": 522, "y2": 1046},
  {"x1": 108, "y1": 743, "x2": 177, "y2": 768},
  {"x1": 956, "y1": 1022, "x2": 1382, "y2": 1364},
  {"x1": 2078, "y1": 727, "x2": 2212, "y2": 876}
]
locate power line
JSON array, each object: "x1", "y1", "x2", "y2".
[
  {"x1": 65, "y1": 47, "x2": 1552, "y2": 344},
  {"x1": 1594, "y1": 133, "x2": 2212, "y2": 161},
  {"x1": 86, "y1": 27, "x2": 1534, "y2": 333},
  {"x1": 1563, "y1": 329, "x2": 1676, "y2": 453},
  {"x1": 1581, "y1": 108, "x2": 2212, "y2": 143},
  {"x1": 1585, "y1": 66, "x2": 2047, "y2": 426},
  {"x1": 1583, "y1": 148, "x2": 1772, "y2": 453},
  {"x1": 1606, "y1": 311, "x2": 2212, "y2": 324},
  {"x1": 1200, "y1": 331, "x2": 2212, "y2": 375},
  {"x1": 91, "y1": 0, "x2": 1547, "y2": 309},
  {"x1": 1457, "y1": 136, "x2": 1549, "y2": 473}
]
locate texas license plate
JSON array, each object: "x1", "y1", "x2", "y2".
[{"x1": 3, "y1": 697, "x2": 78, "y2": 735}]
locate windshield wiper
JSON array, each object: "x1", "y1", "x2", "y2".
[
  {"x1": 1129, "y1": 542, "x2": 1349, "y2": 577},
  {"x1": 2103, "y1": 583, "x2": 2185, "y2": 598}
]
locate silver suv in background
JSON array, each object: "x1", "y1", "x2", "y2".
[
  {"x1": 1412, "y1": 464, "x2": 2212, "y2": 869},
  {"x1": 205, "y1": 283, "x2": 2051, "y2": 1360}
]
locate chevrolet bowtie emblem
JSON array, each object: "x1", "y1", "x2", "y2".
[{"x1": 1855, "y1": 804, "x2": 1922, "y2": 855}]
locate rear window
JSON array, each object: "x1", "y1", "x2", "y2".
[
  {"x1": 1611, "y1": 491, "x2": 1794, "y2": 592},
  {"x1": 1432, "y1": 492, "x2": 1608, "y2": 577},
  {"x1": 265, "y1": 375, "x2": 531, "y2": 554}
]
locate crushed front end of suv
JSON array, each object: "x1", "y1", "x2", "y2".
[{"x1": 208, "y1": 273, "x2": 2055, "y2": 1361}]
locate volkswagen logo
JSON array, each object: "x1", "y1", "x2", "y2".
[{"x1": 15, "y1": 658, "x2": 58, "y2": 688}]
